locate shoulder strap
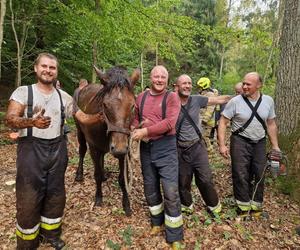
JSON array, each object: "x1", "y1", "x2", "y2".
[
  {"x1": 176, "y1": 96, "x2": 192, "y2": 138},
  {"x1": 242, "y1": 94, "x2": 267, "y2": 132},
  {"x1": 27, "y1": 85, "x2": 33, "y2": 137},
  {"x1": 139, "y1": 90, "x2": 170, "y2": 123},
  {"x1": 56, "y1": 89, "x2": 65, "y2": 135},
  {"x1": 139, "y1": 90, "x2": 149, "y2": 124},
  {"x1": 177, "y1": 97, "x2": 202, "y2": 139},
  {"x1": 233, "y1": 94, "x2": 267, "y2": 135},
  {"x1": 161, "y1": 90, "x2": 170, "y2": 119}
]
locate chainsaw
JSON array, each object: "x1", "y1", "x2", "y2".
[{"x1": 266, "y1": 149, "x2": 288, "y2": 177}]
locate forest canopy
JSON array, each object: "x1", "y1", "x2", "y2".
[{"x1": 0, "y1": 0, "x2": 280, "y2": 95}]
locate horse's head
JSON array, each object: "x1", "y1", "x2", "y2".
[{"x1": 94, "y1": 66, "x2": 140, "y2": 157}]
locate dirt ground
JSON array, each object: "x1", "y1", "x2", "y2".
[{"x1": 0, "y1": 127, "x2": 300, "y2": 250}]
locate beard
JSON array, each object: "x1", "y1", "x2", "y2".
[
  {"x1": 36, "y1": 73, "x2": 56, "y2": 85},
  {"x1": 178, "y1": 90, "x2": 190, "y2": 98}
]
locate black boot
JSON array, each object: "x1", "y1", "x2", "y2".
[
  {"x1": 47, "y1": 238, "x2": 65, "y2": 250},
  {"x1": 40, "y1": 235, "x2": 65, "y2": 250}
]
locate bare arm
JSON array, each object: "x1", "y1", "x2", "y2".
[
  {"x1": 74, "y1": 110, "x2": 104, "y2": 125},
  {"x1": 207, "y1": 95, "x2": 231, "y2": 106},
  {"x1": 217, "y1": 115, "x2": 231, "y2": 158},
  {"x1": 266, "y1": 118, "x2": 280, "y2": 151},
  {"x1": 5, "y1": 100, "x2": 51, "y2": 129}
]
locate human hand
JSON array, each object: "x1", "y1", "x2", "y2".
[
  {"x1": 219, "y1": 144, "x2": 229, "y2": 159},
  {"x1": 131, "y1": 128, "x2": 148, "y2": 141},
  {"x1": 33, "y1": 109, "x2": 51, "y2": 129}
]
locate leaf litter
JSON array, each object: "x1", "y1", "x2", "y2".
[{"x1": 0, "y1": 129, "x2": 299, "y2": 249}]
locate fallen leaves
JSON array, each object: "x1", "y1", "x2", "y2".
[{"x1": 0, "y1": 129, "x2": 299, "y2": 249}]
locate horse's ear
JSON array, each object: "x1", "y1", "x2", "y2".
[
  {"x1": 94, "y1": 65, "x2": 108, "y2": 85},
  {"x1": 130, "y1": 68, "x2": 140, "y2": 87}
]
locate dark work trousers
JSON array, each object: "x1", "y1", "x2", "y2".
[
  {"x1": 140, "y1": 135, "x2": 183, "y2": 243},
  {"x1": 16, "y1": 136, "x2": 68, "y2": 250},
  {"x1": 230, "y1": 134, "x2": 267, "y2": 205},
  {"x1": 178, "y1": 139, "x2": 219, "y2": 208}
]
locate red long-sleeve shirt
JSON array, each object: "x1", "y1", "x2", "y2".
[{"x1": 132, "y1": 90, "x2": 181, "y2": 140}]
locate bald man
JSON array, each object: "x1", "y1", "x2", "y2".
[
  {"x1": 234, "y1": 82, "x2": 243, "y2": 95},
  {"x1": 218, "y1": 72, "x2": 280, "y2": 218},
  {"x1": 175, "y1": 74, "x2": 230, "y2": 216},
  {"x1": 131, "y1": 66, "x2": 183, "y2": 249}
]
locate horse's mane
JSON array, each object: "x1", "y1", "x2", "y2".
[{"x1": 95, "y1": 66, "x2": 133, "y2": 101}]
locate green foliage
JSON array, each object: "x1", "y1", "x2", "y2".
[
  {"x1": 187, "y1": 213, "x2": 201, "y2": 228},
  {"x1": 275, "y1": 176, "x2": 300, "y2": 199},
  {"x1": 215, "y1": 71, "x2": 241, "y2": 95},
  {"x1": 222, "y1": 208, "x2": 238, "y2": 220},
  {"x1": 106, "y1": 239, "x2": 121, "y2": 250},
  {"x1": 1, "y1": 0, "x2": 280, "y2": 106},
  {"x1": 223, "y1": 231, "x2": 231, "y2": 240},
  {"x1": 112, "y1": 207, "x2": 125, "y2": 216},
  {"x1": 120, "y1": 226, "x2": 133, "y2": 246},
  {"x1": 235, "y1": 223, "x2": 253, "y2": 241},
  {"x1": 0, "y1": 138, "x2": 15, "y2": 146}
]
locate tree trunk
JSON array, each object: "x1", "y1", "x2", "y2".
[
  {"x1": 14, "y1": 22, "x2": 29, "y2": 87},
  {"x1": 0, "y1": 0, "x2": 7, "y2": 80},
  {"x1": 275, "y1": 0, "x2": 300, "y2": 203},
  {"x1": 92, "y1": 0, "x2": 100, "y2": 83},
  {"x1": 218, "y1": 0, "x2": 232, "y2": 79},
  {"x1": 92, "y1": 40, "x2": 97, "y2": 83},
  {"x1": 140, "y1": 52, "x2": 144, "y2": 90},
  {"x1": 275, "y1": 0, "x2": 300, "y2": 136},
  {"x1": 9, "y1": 0, "x2": 21, "y2": 88},
  {"x1": 263, "y1": 0, "x2": 285, "y2": 83}
]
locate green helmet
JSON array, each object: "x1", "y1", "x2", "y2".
[{"x1": 197, "y1": 77, "x2": 211, "y2": 90}]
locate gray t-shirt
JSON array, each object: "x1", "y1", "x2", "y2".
[
  {"x1": 10, "y1": 84, "x2": 73, "y2": 139},
  {"x1": 176, "y1": 95, "x2": 208, "y2": 142},
  {"x1": 222, "y1": 94, "x2": 275, "y2": 140}
]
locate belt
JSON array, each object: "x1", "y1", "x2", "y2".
[
  {"x1": 235, "y1": 134, "x2": 265, "y2": 144},
  {"x1": 177, "y1": 138, "x2": 199, "y2": 147}
]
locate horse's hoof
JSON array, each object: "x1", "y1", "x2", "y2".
[
  {"x1": 125, "y1": 208, "x2": 132, "y2": 217},
  {"x1": 75, "y1": 175, "x2": 84, "y2": 182},
  {"x1": 94, "y1": 199, "x2": 103, "y2": 207}
]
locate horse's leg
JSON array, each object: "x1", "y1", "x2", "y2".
[
  {"x1": 90, "y1": 148, "x2": 105, "y2": 206},
  {"x1": 118, "y1": 156, "x2": 132, "y2": 216},
  {"x1": 75, "y1": 123, "x2": 87, "y2": 182}
]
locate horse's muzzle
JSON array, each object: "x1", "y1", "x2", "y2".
[{"x1": 110, "y1": 144, "x2": 128, "y2": 157}]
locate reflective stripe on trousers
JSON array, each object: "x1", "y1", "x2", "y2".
[
  {"x1": 149, "y1": 203, "x2": 164, "y2": 216},
  {"x1": 40, "y1": 216, "x2": 62, "y2": 230},
  {"x1": 16, "y1": 223, "x2": 40, "y2": 241},
  {"x1": 230, "y1": 135, "x2": 266, "y2": 206},
  {"x1": 140, "y1": 135, "x2": 183, "y2": 243},
  {"x1": 16, "y1": 136, "x2": 68, "y2": 249}
]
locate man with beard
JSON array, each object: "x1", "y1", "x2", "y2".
[
  {"x1": 5, "y1": 53, "x2": 73, "y2": 250},
  {"x1": 175, "y1": 74, "x2": 230, "y2": 216},
  {"x1": 218, "y1": 72, "x2": 280, "y2": 217}
]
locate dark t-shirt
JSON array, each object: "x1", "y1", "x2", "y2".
[{"x1": 176, "y1": 95, "x2": 208, "y2": 142}]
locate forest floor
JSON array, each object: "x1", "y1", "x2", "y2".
[{"x1": 0, "y1": 120, "x2": 300, "y2": 250}]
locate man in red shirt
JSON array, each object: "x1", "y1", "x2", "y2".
[{"x1": 131, "y1": 65, "x2": 183, "y2": 249}]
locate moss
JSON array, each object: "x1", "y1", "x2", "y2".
[{"x1": 276, "y1": 123, "x2": 300, "y2": 203}]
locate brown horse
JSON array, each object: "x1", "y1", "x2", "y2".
[{"x1": 74, "y1": 66, "x2": 139, "y2": 216}]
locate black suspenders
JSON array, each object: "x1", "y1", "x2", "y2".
[
  {"x1": 27, "y1": 85, "x2": 33, "y2": 137},
  {"x1": 176, "y1": 96, "x2": 202, "y2": 140},
  {"x1": 139, "y1": 90, "x2": 170, "y2": 124},
  {"x1": 27, "y1": 85, "x2": 65, "y2": 137},
  {"x1": 233, "y1": 94, "x2": 267, "y2": 136}
]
